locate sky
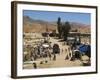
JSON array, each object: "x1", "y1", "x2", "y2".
[{"x1": 23, "y1": 10, "x2": 91, "y2": 25}]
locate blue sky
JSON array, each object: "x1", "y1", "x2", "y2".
[{"x1": 23, "y1": 10, "x2": 91, "y2": 25}]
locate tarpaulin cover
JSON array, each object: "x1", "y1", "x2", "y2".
[{"x1": 78, "y1": 44, "x2": 91, "y2": 53}]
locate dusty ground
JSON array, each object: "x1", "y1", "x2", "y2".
[{"x1": 23, "y1": 33, "x2": 90, "y2": 69}]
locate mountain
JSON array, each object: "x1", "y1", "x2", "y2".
[
  {"x1": 23, "y1": 16, "x2": 90, "y2": 33},
  {"x1": 70, "y1": 22, "x2": 90, "y2": 33},
  {"x1": 23, "y1": 16, "x2": 57, "y2": 33}
]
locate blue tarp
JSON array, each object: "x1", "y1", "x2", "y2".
[{"x1": 78, "y1": 44, "x2": 91, "y2": 54}]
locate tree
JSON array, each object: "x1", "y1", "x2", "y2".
[
  {"x1": 62, "y1": 21, "x2": 71, "y2": 41},
  {"x1": 57, "y1": 17, "x2": 62, "y2": 38}
]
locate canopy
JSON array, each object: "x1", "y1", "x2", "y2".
[{"x1": 42, "y1": 44, "x2": 49, "y2": 48}]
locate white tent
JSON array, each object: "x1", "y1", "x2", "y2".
[{"x1": 42, "y1": 44, "x2": 49, "y2": 48}]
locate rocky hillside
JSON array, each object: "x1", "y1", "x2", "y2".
[{"x1": 23, "y1": 16, "x2": 90, "y2": 33}]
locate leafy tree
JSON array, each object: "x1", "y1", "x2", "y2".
[{"x1": 63, "y1": 21, "x2": 71, "y2": 41}]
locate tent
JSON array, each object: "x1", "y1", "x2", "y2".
[{"x1": 42, "y1": 44, "x2": 49, "y2": 48}]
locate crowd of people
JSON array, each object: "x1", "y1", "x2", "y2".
[
  {"x1": 24, "y1": 37, "x2": 91, "y2": 68},
  {"x1": 24, "y1": 39, "x2": 59, "y2": 63}
]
